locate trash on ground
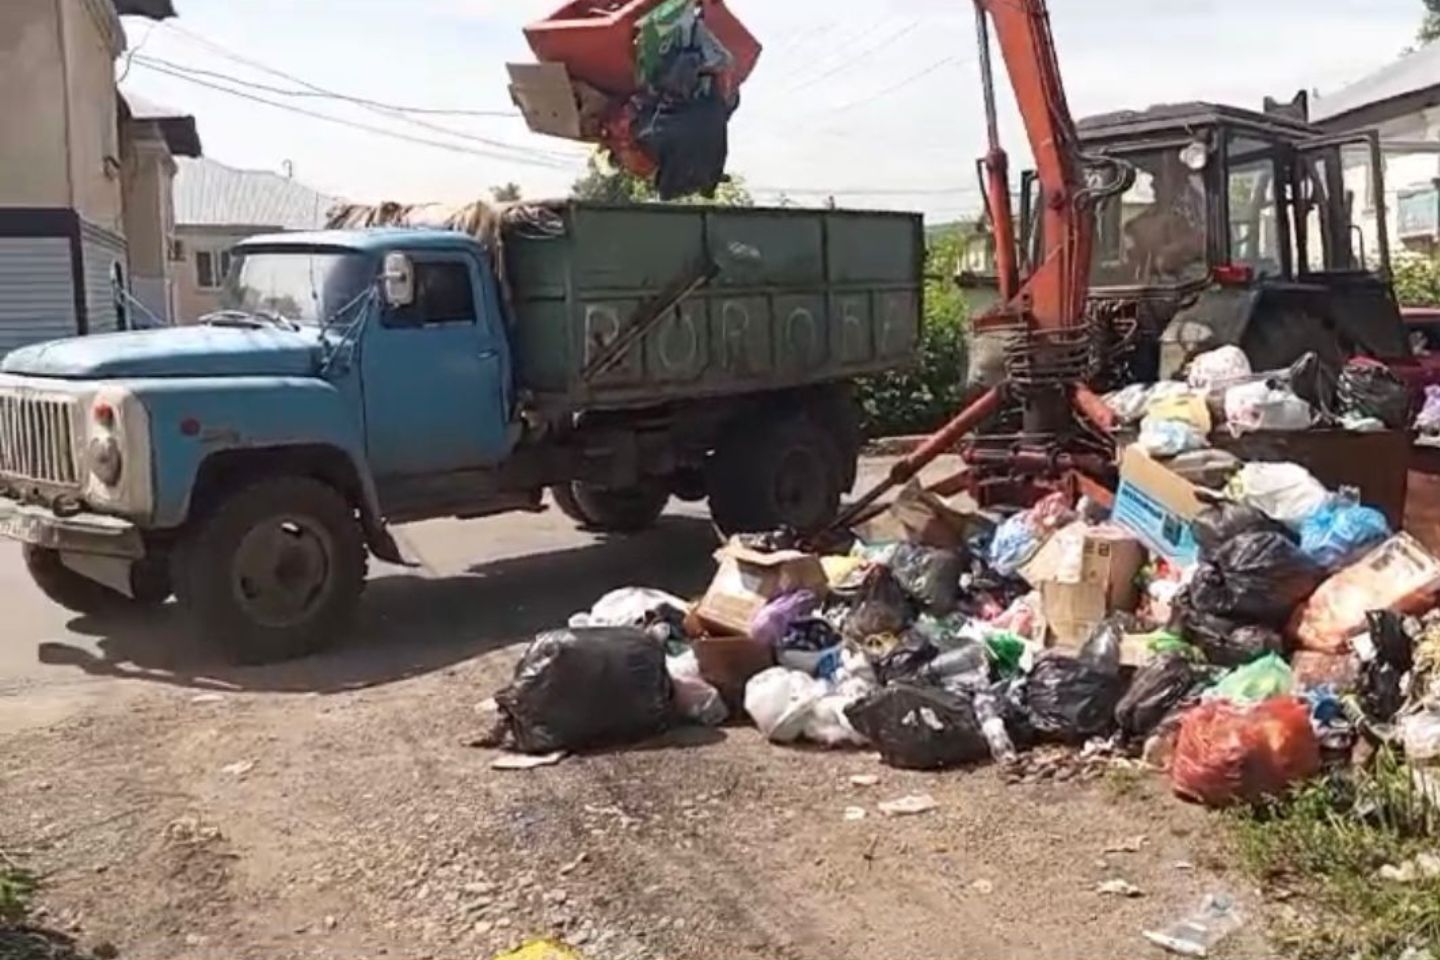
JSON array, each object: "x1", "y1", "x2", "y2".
[
  {"x1": 1095, "y1": 878, "x2": 1144, "y2": 898},
  {"x1": 1376, "y1": 852, "x2": 1440, "y2": 884},
  {"x1": 1142, "y1": 893, "x2": 1246, "y2": 958},
  {"x1": 491, "y1": 751, "x2": 568, "y2": 771},
  {"x1": 1171, "y1": 698, "x2": 1319, "y2": 807},
  {"x1": 843, "y1": 806, "x2": 867, "y2": 822},
  {"x1": 877, "y1": 794, "x2": 938, "y2": 817},
  {"x1": 848, "y1": 774, "x2": 880, "y2": 788}
]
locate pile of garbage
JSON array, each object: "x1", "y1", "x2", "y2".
[{"x1": 483, "y1": 345, "x2": 1440, "y2": 811}]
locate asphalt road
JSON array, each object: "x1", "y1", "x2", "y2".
[{"x1": 0, "y1": 456, "x2": 961, "y2": 734}]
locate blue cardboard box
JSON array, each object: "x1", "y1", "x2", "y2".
[{"x1": 1112, "y1": 446, "x2": 1203, "y2": 564}]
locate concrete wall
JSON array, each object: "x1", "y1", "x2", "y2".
[
  {"x1": 0, "y1": 1, "x2": 70, "y2": 208},
  {"x1": 60, "y1": 0, "x2": 124, "y2": 233},
  {"x1": 173, "y1": 227, "x2": 256, "y2": 322},
  {"x1": 121, "y1": 125, "x2": 177, "y2": 323}
]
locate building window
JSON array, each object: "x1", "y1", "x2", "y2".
[{"x1": 195, "y1": 249, "x2": 233, "y2": 290}]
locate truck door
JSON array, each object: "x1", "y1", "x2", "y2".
[{"x1": 360, "y1": 250, "x2": 512, "y2": 479}]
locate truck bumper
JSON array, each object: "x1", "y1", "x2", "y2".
[{"x1": 0, "y1": 499, "x2": 145, "y2": 559}]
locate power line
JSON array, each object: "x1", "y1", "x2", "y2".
[
  {"x1": 155, "y1": 23, "x2": 577, "y2": 164},
  {"x1": 749, "y1": 184, "x2": 980, "y2": 197},
  {"x1": 132, "y1": 60, "x2": 579, "y2": 171},
  {"x1": 132, "y1": 53, "x2": 521, "y2": 118},
  {"x1": 783, "y1": 20, "x2": 922, "y2": 95}
]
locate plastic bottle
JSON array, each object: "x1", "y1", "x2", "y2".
[
  {"x1": 972, "y1": 690, "x2": 1017, "y2": 764},
  {"x1": 1142, "y1": 894, "x2": 1245, "y2": 957}
]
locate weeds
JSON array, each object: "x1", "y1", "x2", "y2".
[
  {"x1": 0, "y1": 849, "x2": 37, "y2": 927},
  {"x1": 1229, "y1": 748, "x2": 1440, "y2": 959}
]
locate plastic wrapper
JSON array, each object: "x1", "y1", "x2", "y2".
[
  {"x1": 1401, "y1": 708, "x2": 1440, "y2": 763},
  {"x1": 987, "y1": 493, "x2": 1073, "y2": 577},
  {"x1": 889, "y1": 544, "x2": 964, "y2": 614},
  {"x1": 1205, "y1": 652, "x2": 1294, "y2": 704},
  {"x1": 1078, "y1": 615, "x2": 1125, "y2": 674},
  {"x1": 1297, "y1": 494, "x2": 1390, "y2": 570},
  {"x1": 496, "y1": 628, "x2": 673, "y2": 754},
  {"x1": 840, "y1": 566, "x2": 912, "y2": 644},
  {"x1": 1116, "y1": 654, "x2": 1201, "y2": 741},
  {"x1": 989, "y1": 591, "x2": 1048, "y2": 643},
  {"x1": 1290, "y1": 534, "x2": 1440, "y2": 655},
  {"x1": 1291, "y1": 650, "x2": 1362, "y2": 694},
  {"x1": 1172, "y1": 601, "x2": 1285, "y2": 668},
  {"x1": 1171, "y1": 697, "x2": 1320, "y2": 806},
  {"x1": 1104, "y1": 383, "x2": 1154, "y2": 424},
  {"x1": 750, "y1": 590, "x2": 819, "y2": 649},
  {"x1": 668, "y1": 668, "x2": 729, "y2": 726},
  {"x1": 1361, "y1": 610, "x2": 1415, "y2": 723},
  {"x1": 1226, "y1": 462, "x2": 1330, "y2": 530},
  {"x1": 1022, "y1": 654, "x2": 1125, "y2": 744},
  {"x1": 1417, "y1": 384, "x2": 1440, "y2": 434},
  {"x1": 1337, "y1": 357, "x2": 1413, "y2": 430},
  {"x1": 1138, "y1": 416, "x2": 1208, "y2": 457},
  {"x1": 1146, "y1": 391, "x2": 1213, "y2": 433},
  {"x1": 1192, "y1": 502, "x2": 1295, "y2": 560},
  {"x1": 1187, "y1": 533, "x2": 1325, "y2": 627},
  {"x1": 917, "y1": 642, "x2": 991, "y2": 692},
  {"x1": 1222, "y1": 380, "x2": 1314, "y2": 436},
  {"x1": 844, "y1": 684, "x2": 992, "y2": 770},
  {"x1": 1187, "y1": 346, "x2": 1253, "y2": 390}
]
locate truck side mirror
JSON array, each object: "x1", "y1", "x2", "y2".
[{"x1": 382, "y1": 252, "x2": 415, "y2": 308}]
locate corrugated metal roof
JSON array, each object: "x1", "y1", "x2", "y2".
[
  {"x1": 173, "y1": 158, "x2": 342, "y2": 230},
  {"x1": 1312, "y1": 43, "x2": 1440, "y2": 124}
]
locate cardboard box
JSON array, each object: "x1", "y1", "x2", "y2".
[
  {"x1": 1024, "y1": 522, "x2": 1146, "y2": 651},
  {"x1": 695, "y1": 545, "x2": 829, "y2": 637},
  {"x1": 1112, "y1": 446, "x2": 1205, "y2": 563},
  {"x1": 854, "y1": 481, "x2": 988, "y2": 549}
]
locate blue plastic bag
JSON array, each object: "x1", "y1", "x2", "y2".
[
  {"x1": 1298, "y1": 495, "x2": 1390, "y2": 570},
  {"x1": 988, "y1": 513, "x2": 1040, "y2": 577}
]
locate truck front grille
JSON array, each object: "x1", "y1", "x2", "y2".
[{"x1": 0, "y1": 393, "x2": 80, "y2": 487}]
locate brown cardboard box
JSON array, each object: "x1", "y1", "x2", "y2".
[
  {"x1": 695, "y1": 545, "x2": 829, "y2": 637},
  {"x1": 1025, "y1": 523, "x2": 1146, "y2": 651},
  {"x1": 854, "y1": 481, "x2": 988, "y2": 549}
]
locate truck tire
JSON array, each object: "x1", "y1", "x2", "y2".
[
  {"x1": 175, "y1": 477, "x2": 366, "y2": 665},
  {"x1": 550, "y1": 483, "x2": 591, "y2": 525},
  {"x1": 707, "y1": 414, "x2": 844, "y2": 534},
  {"x1": 569, "y1": 481, "x2": 668, "y2": 533},
  {"x1": 22, "y1": 545, "x2": 167, "y2": 616}
]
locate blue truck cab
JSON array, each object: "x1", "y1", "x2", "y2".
[{"x1": 0, "y1": 204, "x2": 922, "y2": 662}]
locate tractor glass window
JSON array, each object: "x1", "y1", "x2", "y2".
[
  {"x1": 1227, "y1": 137, "x2": 1283, "y2": 277},
  {"x1": 1090, "y1": 148, "x2": 1209, "y2": 287}
]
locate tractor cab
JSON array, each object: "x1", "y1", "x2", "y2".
[{"x1": 1061, "y1": 102, "x2": 1411, "y2": 381}]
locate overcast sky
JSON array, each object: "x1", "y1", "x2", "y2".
[{"x1": 123, "y1": 0, "x2": 1425, "y2": 220}]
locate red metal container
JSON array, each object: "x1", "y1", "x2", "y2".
[{"x1": 524, "y1": 0, "x2": 762, "y2": 97}]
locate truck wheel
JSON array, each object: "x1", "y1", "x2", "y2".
[
  {"x1": 707, "y1": 415, "x2": 844, "y2": 534},
  {"x1": 569, "y1": 481, "x2": 668, "y2": 533},
  {"x1": 22, "y1": 545, "x2": 166, "y2": 616},
  {"x1": 550, "y1": 483, "x2": 591, "y2": 525},
  {"x1": 175, "y1": 478, "x2": 366, "y2": 665}
]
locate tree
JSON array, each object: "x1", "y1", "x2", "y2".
[
  {"x1": 1422, "y1": 0, "x2": 1440, "y2": 42},
  {"x1": 490, "y1": 183, "x2": 522, "y2": 203},
  {"x1": 569, "y1": 151, "x2": 752, "y2": 206}
]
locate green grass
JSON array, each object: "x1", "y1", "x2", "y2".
[
  {"x1": 1228, "y1": 749, "x2": 1440, "y2": 959},
  {"x1": 0, "y1": 851, "x2": 37, "y2": 927}
]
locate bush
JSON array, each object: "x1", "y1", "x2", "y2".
[
  {"x1": 0, "y1": 855, "x2": 36, "y2": 927},
  {"x1": 1393, "y1": 252, "x2": 1440, "y2": 308},
  {"x1": 856, "y1": 231, "x2": 971, "y2": 437}
]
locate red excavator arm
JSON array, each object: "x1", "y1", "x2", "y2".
[
  {"x1": 973, "y1": 0, "x2": 1092, "y2": 336},
  {"x1": 832, "y1": 0, "x2": 1129, "y2": 529}
]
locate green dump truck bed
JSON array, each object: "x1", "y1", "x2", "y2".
[{"x1": 504, "y1": 202, "x2": 924, "y2": 411}]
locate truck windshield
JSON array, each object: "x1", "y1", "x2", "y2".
[
  {"x1": 1091, "y1": 147, "x2": 1210, "y2": 288},
  {"x1": 221, "y1": 250, "x2": 374, "y2": 327}
]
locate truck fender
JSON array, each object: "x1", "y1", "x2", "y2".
[{"x1": 187, "y1": 444, "x2": 407, "y2": 566}]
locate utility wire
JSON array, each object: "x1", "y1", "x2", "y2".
[
  {"x1": 783, "y1": 19, "x2": 922, "y2": 95},
  {"x1": 132, "y1": 61, "x2": 579, "y2": 171},
  {"x1": 132, "y1": 54, "x2": 521, "y2": 118},
  {"x1": 155, "y1": 23, "x2": 577, "y2": 163}
]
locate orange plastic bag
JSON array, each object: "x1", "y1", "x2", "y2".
[{"x1": 1171, "y1": 698, "x2": 1320, "y2": 807}]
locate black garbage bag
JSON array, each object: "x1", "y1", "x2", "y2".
[
  {"x1": 495, "y1": 628, "x2": 672, "y2": 754},
  {"x1": 1078, "y1": 614, "x2": 1130, "y2": 675},
  {"x1": 889, "y1": 544, "x2": 964, "y2": 615},
  {"x1": 1023, "y1": 654, "x2": 1126, "y2": 744},
  {"x1": 1189, "y1": 533, "x2": 1326, "y2": 627},
  {"x1": 845, "y1": 684, "x2": 992, "y2": 770},
  {"x1": 1338, "y1": 357, "x2": 1414, "y2": 430},
  {"x1": 1171, "y1": 600, "x2": 1286, "y2": 667},
  {"x1": 1192, "y1": 503, "x2": 1295, "y2": 560},
  {"x1": 1115, "y1": 654, "x2": 1200, "y2": 740},
  {"x1": 842, "y1": 567, "x2": 913, "y2": 644},
  {"x1": 1361, "y1": 610, "x2": 1416, "y2": 723},
  {"x1": 634, "y1": 89, "x2": 731, "y2": 200},
  {"x1": 875, "y1": 632, "x2": 940, "y2": 685}
]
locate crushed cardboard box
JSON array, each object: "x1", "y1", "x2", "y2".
[
  {"x1": 1023, "y1": 521, "x2": 1145, "y2": 652},
  {"x1": 695, "y1": 544, "x2": 829, "y2": 637}
]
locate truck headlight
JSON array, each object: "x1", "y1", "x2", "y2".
[{"x1": 87, "y1": 434, "x2": 122, "y2": 485}]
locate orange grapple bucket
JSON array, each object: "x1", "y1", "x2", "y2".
[{"x1": 523, "y1": 0, "x2": 762, "y2": 97}]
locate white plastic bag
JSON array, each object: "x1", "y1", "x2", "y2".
[
  {"x1": 1187, "y1": 346, "x2": 1253, "y2": 390},
  {"x1": 1138, "y1": 415, "x2": 1208, "y2": 457},
  {"x1": 1104, "y1": 383, "x2": 1154, "y2": 424},
  {"x1": 1401, "y1": 708, "x2": 1440, "y2": 764},
  {"x1": 667, "y1": 653, "x2": 728, "y2": 727},
  {"x1": 1224, "y1": 381, "x2": 1314, "y2": 436},
  {"x1": 802, "y1": 695, "x2": 869, "y2": 747},
  {"x1": 744, "y1": 667, "x2": 823, "y2": 743},
  {"x1": 569, "y1": 587, "x2": 689, "y2": 629},
  {"x1": 1226, "y1": 462, "x2": 1331, "y2": 529}
]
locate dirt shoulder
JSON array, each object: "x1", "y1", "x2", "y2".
[{"x1": 1, "y1": 641, "x2": 1274, "y2": 960}]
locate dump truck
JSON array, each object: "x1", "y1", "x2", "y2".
[{"x1": 0, "y1": 201, "x2": 922, "y2": 662}]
